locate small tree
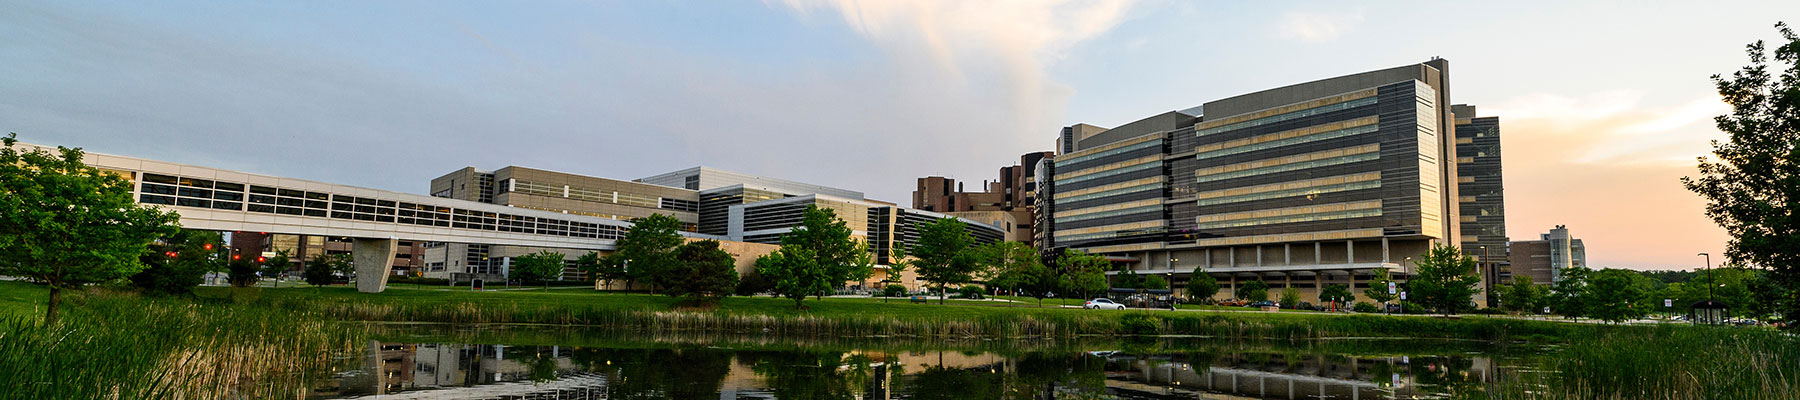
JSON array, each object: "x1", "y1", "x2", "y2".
[
  {"x1": 974, "y1": 241, "x2": 1041, "y2": 303},
  {"x1": 1188, "y1": 267, "x2": 1220, "y2": 304},
  {"x1": 666, "y1": 239, "x2": 739, "y2": 303},
  {"x1": 736, "y1": 270, "x2": 775, "y2": 297},
  {"x1": 0, "y1": 134, "x2": 180, "y2": 324},
  {"x1": 1237, "y1": 280, "x2": 1270, "y2": 302},
  {"x1": 1501, "y1": 276, "x2": 1544, "y2": 313},
  {"x1": 304, "y1": 253, "x2": 343, "y2": 287},
  {"x1": 608, "y1": 213, "x2": 685, "y2": 293},
  {"x1": 130, "y1": 229, "x2": 225, "y2": 296},
  {"x1": 576, "y1": 251, "x2": 625, "y2": 291},
  {"x1": 1318, "y1": 284, "x2": 1353, "y2": 306},
  {"x1": 260, "y1": 250, "x2": 291, "y2": 288},
  {"x1": 911, "y1": 217, "x2": 978, "y2": 304},
  {"x1": 1409, "y1": 244, "x2": 1482, "y2": 316},
  {"x1": 226, "y1": 257, "x2": 260, "y2": 287},
  {"x1": 755, "y1": 247, "x2": 827, "y2": 309},
  {"x1": 1586, "y1": 268, "x2": 1651, "y2": 323},
  {"x1": 512, "y1": 250, "x2": 566, "y2": 291},
  {"x1": 774, "y1": 205, "x2": 873, "y2": 300},
  {"x1": 1142, "y1": 275, "x2": 1169, "y2": 290},
  {"x1": 1055, "y1": 249, "x2": 1111, "y2": 300},
  {"x1": 1363, "y1": 267, "x2": 1399, "y2": 305},
  {"x1": 1549, "y1": 266, "x2": 1594, "y2": 318},
  {"x1": 1278, "y1": 287, "x2": 1302, "y2": 309}
]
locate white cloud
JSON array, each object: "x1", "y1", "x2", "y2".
[
  {"x1": 1487, "y1": 91, "x2": 1727, "y2": 166},
  {"x1": 1275, "y1": 10, "x2": 1364, "y2": 43}
]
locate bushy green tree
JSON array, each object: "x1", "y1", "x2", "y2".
[
  {"x1": 0, "y1": 134, "x2": 180, "y2": 324},
  {"x1": 1142, "y1": 274, "x2": 1169, "y2": 290},
  {"x1": 1682, "y1": 22, "x2": 1800, "y2": 327},
  {"x1": 226, "y1": 257, "x2": 260, "y2": 287},
  {"x1": 666, "y1": 239, "x2": 739, "y2": 303},
  {"x1": 1409, "y1": 244, "x2": 1482, "y2": 315},
  {"x1": 1549, "y1": 266, "x2": 1594, "y2": 318},
  {"x1": 1499, "y1": 276, "x2": 1545, "y2": 313},
  {"x1": 1237, "y1": 280, "x2": 1270, "y2": 302},
  {"x1": 1318, "y1": 284, "x2": 1353, "y2": 305},
  {"x1": 130, "y1": 229, "x2": 224, "y2": 296},
  {"x1": 1054, "y1": 249, "x2": 1111, "y2": 300},
  {"x1": 755, "y1": 205, "x2": 874, "y2": 309},
  {"x1": 1113, "y1": 268, "x2": 1142, "y2": 290},
  {"x1": 304, "y1": 253, "x2": 345, "y2": 287},
  {"x1": 1278, "y1": 287, "x2": 1302, "y2": 309},
  {"x1": 260, "y1": 250, "x2": 291, "y2": 288},
  {"x1": 1188, "y1": 267, "x2": 1220, "y2": 303},
  {"x1": 1363, "y1": 267, "x2": 1398, "y2": 305},
  {"x1": 911, "y1": 217, "x2": 977, "y2": 304},
  {"x1": 882, "y1": 284, "x2": 907, "y2": 297},
  {"x1": 973, "y1": 241, "x2": 1041, "y2": 297},
  {"x1": 575, "y1": 250, "x2": 625, "y2": 290},
  {"x1": 608, "y1": 214, "x2": 684, "y2": 292},
  {"x1": 511, "y1": 250, "x2": 565, "y2": 291},
  {"x1": 735, "y1": 270, "x2": 775, "y2": 297},
  {"x1": 1587, "y1": 268, "x2": 1652, "y2": 323},
  {"x1": 756, "y1": 247, "x2": 826, "y2": 309}
]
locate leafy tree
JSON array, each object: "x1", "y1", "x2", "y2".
[
  {"x1": 1053, "y1": 249, "x2": 1111, "y2": 300},
  {"x1": 755, "y1": 247, "x2": 827, "y2": 309},
  {"x1": 1408, "y1": 244, "x2": 1483, "y2": 315},
  {"x1": 0, "y1": 134, "x2": 180, "y2": 324},
  {"x1": 226, "y1": 257, "x2": 260, "y2": 287},
  {"x1": 576, "y1": 251, "x2": 625, "y2": 290},
  {"x1": 1318, "y1": 284, "x2": 1353, "y2": 305},
  {"x1": 511, "y1": 250, "x2": 565, "y2": 291},
  {"x1": 304, "y1": 253, "x2": 344, "y2": 287},
  {"x1": 130, "y1": 229, "x2": 224, "y2": 296},
  {"x1": 260, "y1": 250, "x2": 291, "y2": 288},
  {"x1": 911, "y1": 217, "x2": 978, "y2": 304},
  {"x1": 736, "y1": 269, "x2": 775, "y2": 296},
  {"x1": 607, "y1": 214, "x2": 685, "y2": 292},
  {"x1": 1113, "y1": 268, "x2": 1142, "y2": 290},
  {"x1": 882, "y1": 284, "x2": 907, "y2": 297},
  {"x1": 1363, "y1": 267, "x2": 1399, "y2": 305},
  {"x1": 1500, "y1": 276, "x2": 1545, "y2": 313},
  {"x1": 1142, "y1": 274, "x2": 1169, "y2": 290},
  {"x1": 1683, "y1": 22, "x2": 1800, "y2": 327},
  {"x1": 1278, "y1": 287, "x2": 1302, "y2": 309},
  {"x1": 665, "y1": 239, "x2": 739, "y2": 303},
  {"x1": 1587, "y1": 268, "x2": 1651, "y2": 323},
  {"x1": 1188, "y1": 267, "x2": 1220, "y2": 303},
  {"x1": 1237, "y1": 280, "x2": 1269, "y2": 302},
  {"x1": 780, "y1": 205, "x2": 874, "y2": 298},
  {"x1": 973, "y1": 241, "x2": 1041, "y2": 299},
  {"x1": 1549, "y1": 266, "x2": 1594, "y2": 318}
]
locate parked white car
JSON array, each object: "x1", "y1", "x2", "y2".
[{"x1": 1085, "y1": 298, "x2": 1126, "y2": 310}]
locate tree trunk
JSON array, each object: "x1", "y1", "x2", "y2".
[
  {"x1": 939, "y1": 284, "x2": 946, "y2": 305},
  {"x1": 45, "y1": 286, "x2": 61, "y2": 326}
]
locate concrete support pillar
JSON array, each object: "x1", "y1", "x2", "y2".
[
  {"x1": 354, "y1": 238, "x2": 398, "y2": 293},
  {"x1": 1284, "y1": 244, "x2": 1291, "y2": 266},
  {"x1": 1381, "y1": 237, "x2": 1391, "y2": 263},
  {"x1": 1345, "y1": 240, "x2": 1355, "y2": 264},
  {"x1": 1314, "y1": 242, "x2": 1322, "y2": 266},
  {"x1": 1256, "y1": 245, "x2": 1263, "y2": 266},
  {"x1": 1204, "y1": 248, "x2": 1212, "y2": 268},
  {"x1": 1228, "y1": 247, "x2": 1235, "y2": 267}
]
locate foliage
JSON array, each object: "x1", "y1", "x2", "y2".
[
  {"x1": 1053, "y1": 249, "x2": 1111, "y2": 300},
  {"x1": 1549, "y1": 266, "x2": 1593, "y2": 317},
  {"x1": 226, "y1": 258, "x2": 260, "y2": 287},
  {"x1": 883, "y1": 284, "x2": 907, "y2": 297},
  {"x1": 1113, "y1": 268, "x2": 1141, "y2": 289},
  {"x1": 1237, "y1": 280, "x2": 1269, "y2": 302},
  {"x1": 911, "y1": 217, "x2": 978, "y2": 303},
  {"x1": 1586, "y1": 268, "x2": 1652, "y2": 323},
  {"x1": 1352, "y1": 302, "x2": 1381, "y2": 313},
  {"x1": 607, "y1": 213, "x2": 685, "y2": 292},
  {"x1": 304, "y1": 253, "x2": 345, "y2": 287},
  {"x1": 973, "y1": 241, "x2": 1042, "y2": 296},
  {"x1": 755, "y1": 206, "x2": 873, "y2": 309},
  {"x1": 665, "y1": 240, "x2": 739, "y2": 302},
  {"x1": 1363, "y1": 267, "x2": 1398, "y2": 304},
  {"x1": 957, "y1": 285, "x2": 985, "y2": 299},
  {"x1": 0, "y1": 134, "x2": 181, "y2": 324},
  {"x1": 1278, "y1": 288, "x2": 1302, "y2": 309},
  {"x1": 1317, "y1": 284, "x2": 1353, "y2": 304},
  {"x1": 1142, "y1": 274, "x2": 1169, "y2": 290},
  {"x1": 129, "y1": 229, "x2": 224, "y2": 296},
  {"x1": 1188, "y1": 267, "x2": 1220, "y2": 302},
  {"x1": 575, "y1": 251, "x2": 625, "y2": 289},
  {"x1": 1499, "y1": 276, "x2": 1545, "y2": 313},
  {"x1": 511, "y1": 250, "x2": 566, "y2": 290},
  {"x1": 736, "y1": 270, "x2": 775, "y2": 296},
  {"x1": 260, "y1": 250, "x2": 291, "y2": 288},
  {"x1": 1408, "y1": 244, "x2": 1482, "y2": 315},
  {"x1": 1682, "y1": 22, "x2": 1800, "y2": 327}
]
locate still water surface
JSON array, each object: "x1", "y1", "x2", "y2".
[{"x1": 310, "y1": 325, "x2": 1548, "y2": 399}]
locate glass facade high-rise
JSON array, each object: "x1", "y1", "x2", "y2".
[
  {"x1": 1452, "y1": 104, "x2": 1508, "y2": 296},
  {"x1": 1041, "y1": 59, "x2": 1480, "y2": 305}
]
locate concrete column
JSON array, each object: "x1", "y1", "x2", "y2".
[
  {"x1": 1314, "y1": 242, "x2": 1322, "y2": 266},
  {"x1": 354, "y1": 238, "x2": 398, "y2": 293},
  {"x1": 1284, "y1": 244, "x2": 1291, "y2": 266},
  {"x1": 1256, "y1": 245, "x2": 1263, "y2": 266},
  {"x1": 1345, "y1": 240, "x2": 1355, "y2": 264},
  {"x1": 1228, "y1": 247, "x2": 1236, "y2": 267}
]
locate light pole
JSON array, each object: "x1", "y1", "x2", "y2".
[{"x1": 1699, "y1": 253, "x2": 1714, "y2": 301}]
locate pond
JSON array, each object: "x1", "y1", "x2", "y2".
[{"x1": 304, "y1": 325, "x2": 1553, "y2": 399}]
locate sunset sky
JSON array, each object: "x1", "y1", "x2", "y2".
[{"x1": 5, "y1": 1, "x2": 1797, "y2": 270}]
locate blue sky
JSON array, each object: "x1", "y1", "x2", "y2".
[{"x1": 4, "y1": 0, "x2": 1796, "y2": 269}]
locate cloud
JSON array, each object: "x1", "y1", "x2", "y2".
[
  {"x1": 1485, "y1": 91, "x2": 1730, "y2": 269},
  {"x1": 1275, "y1": 10, "x2": 1363, "y2": 43}
]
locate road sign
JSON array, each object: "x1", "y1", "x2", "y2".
[
  {"x1": 1400, "y1": 292, "x2": 1407, "y2": 300},
  {"x1": 1665, "y1": 298, "x2": 1673, "y2": 307}
]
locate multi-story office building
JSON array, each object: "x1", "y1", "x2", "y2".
[
  {"x1": 1452, "y1": 105, "x2": 1509, "y2": 297},
  {"x1": 729, "y1": 194, "x2": 1005, "y2": 288},
  {"x1": 910, "y1": 152, "x2": 1054, "y2": 245},
  {"x1": 230, "y1": 232, "x2": 424, "y2": 276},
  {"x1": 1510, "y1": 225, "x2": 1585, "y2": 285},
  {"x1": 1041, "y1": 59, "x2": 1473, "y2": 304}
]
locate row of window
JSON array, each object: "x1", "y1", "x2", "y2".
[
  {"x1": 1054, "y1": 204, "x2": 1162, "y2": 225},
  {"x1": 1193, "y1": 209, "x2": 1383, "y2": 230},
  {"x1": 1195, "y1": 180, "x2": 1381, "y2": 207},
  {"x1": 1196, "y1": 124, "x2": 1379, "y2": 161},
  {"x1": 1055, "y1": 138, "x2": 1163, "y2": 167},
  {"x1": 1194, "y1": 152, "x2": 1379, "y2": 184},
  {"x1": 1197, "y1": 97, "x2": 1379, "y2": 136}
]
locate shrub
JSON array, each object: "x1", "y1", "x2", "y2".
[
  {"x1": 1401, "y1": 302, "x2": 1425, "y2": 314},
  {"x1": 1279, "y1": 288, "x2": 1302, "y2": 309},
  {"x1": 957, "y1": 285, "x2": 985, "y2": 299},
  {"x1": 1120, "y1": 313, "x2": 1163, "y2": 335},
  {"x1": 735, "y1": 271, "x2": 774, "y2": 296},
  {"x1": 1352, "y1": 302, "x2": 1381, "y2": 313},
  {"x1": 883, "y1": 284, "x2": 907, "y2": 297}
]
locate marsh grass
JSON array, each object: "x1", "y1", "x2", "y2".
[
  {"x1": 0, "y1": 289, "x2": 362, "y2": 399},
  {"x1": 1488, "y1": 326, "x2": 1800, "y2": 400}
]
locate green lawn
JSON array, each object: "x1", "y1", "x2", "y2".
[{"x1": 0, "y1": 280, "x2": 47, "y2": 321}]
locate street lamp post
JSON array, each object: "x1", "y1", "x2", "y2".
[{"x1": 1699, "y1": 253, "x2": 1714, "y2": 301}]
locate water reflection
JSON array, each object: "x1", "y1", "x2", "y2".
[{"x1": 315, "y1": 334, "x2": 1523, "y2": 399}]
